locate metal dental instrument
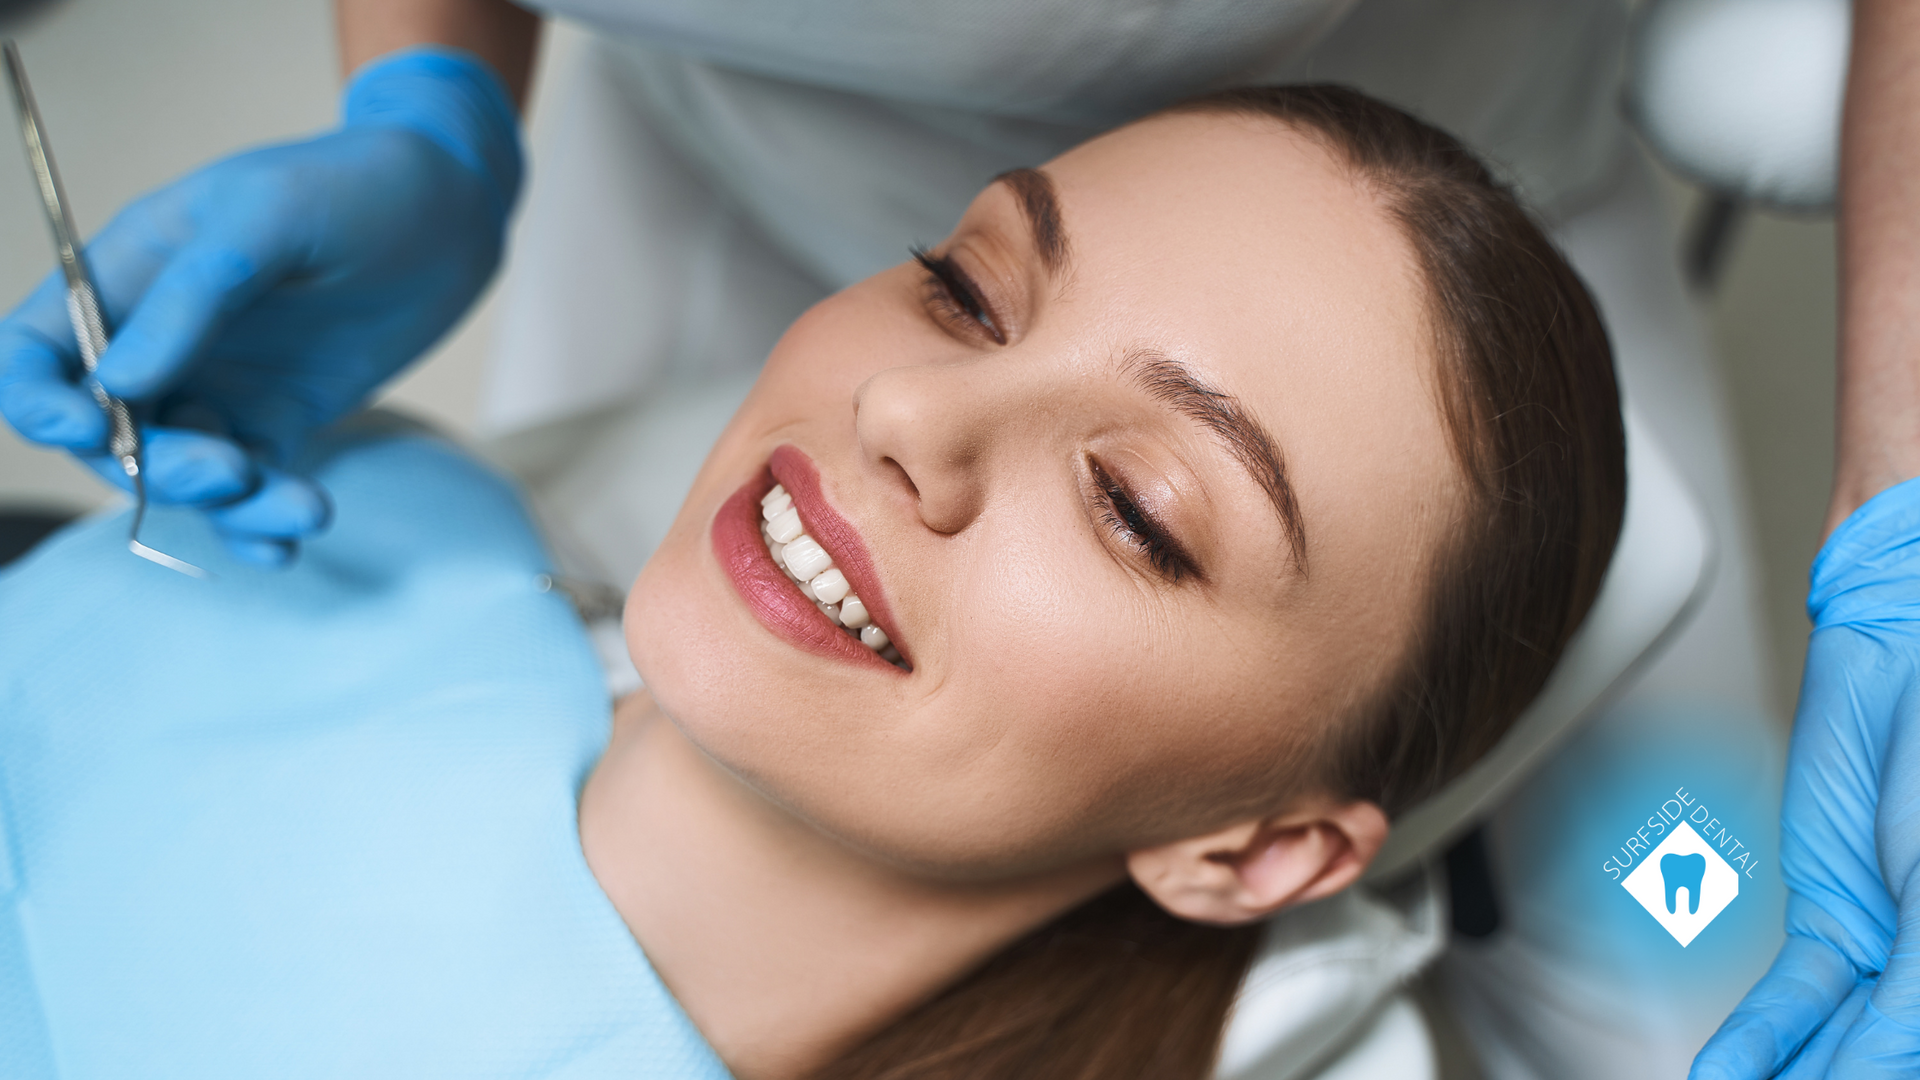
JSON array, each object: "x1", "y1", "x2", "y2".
[{"x1": 3, "y1": 40, "x2": 206, "y2": 578}]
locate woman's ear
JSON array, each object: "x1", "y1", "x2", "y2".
[{"x1": 1125, "y1": 798, "x2": 1390, "y2": 925}]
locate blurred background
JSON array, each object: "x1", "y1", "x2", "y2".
[{"x1": 0, "y1": 0, "x2": 1834, "y2": 724}]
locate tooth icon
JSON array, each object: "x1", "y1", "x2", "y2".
[
  {"x1": 1661, "y1": 852, "x2": 1706, "y2": 915},
  {"x1": 1622, "y1": 821, "x2": 1738, "y2": 945}
]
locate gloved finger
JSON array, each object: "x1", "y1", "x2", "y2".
[
  {"x1": 0, "y1": 359, "x2": 106, "y2": 449},
  {"x1": 220, "y1": 535, "x2": 297, "y2": 568},
  {"x1": 1825, "y1": 871, "x2": 1920, "y2": 1077},
  {"x1": 154, "y1": 395, "x2": 234, "y2": 439},
  {"x1": 1824, "y1": 997, "x2": 1920, "y2": 1078},
  {"x1": 93, "y1": 225, "x2": 297, "y2": 401},
  {"x1": 205, "y1": 467, "x2": 330, "y2": 540},
  {"x1": 137, "y1": 426, "x2": 258, "y2": 507},
  {"x1": 79, "y1": 448, "x2": 139, "y2": 495},
  {"x1": 66, "y1": 426, "x2": 256, "y2": 508},
  {"x1": 1690, "y1": 933, "x2": 1858, "y2": 1080},
  {"x1": 0, "y1": 264, "x2": 91, "y2": 351},
  {"x1": 1775, "y1": 979, "x2": 1872, "y2": 1079},
  {"x1": 0, "y1": 297, "x2": 106, "y2": 451}
]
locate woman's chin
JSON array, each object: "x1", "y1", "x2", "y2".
[{"x1": 623, "y1": 523, "x2": 814, "y2": 768}]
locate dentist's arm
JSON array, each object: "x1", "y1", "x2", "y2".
[
  {"x1": 338, "y1": 0, "x2": 540, "y2": 105},
  {"x1": 1831, "y1": 0, "x2": 1920, "y2": 529},
  {"x1": 1692, "y1": 2, "x2": 1920, "y2": 1076},
  {"x1": 0, "y1": 0, "x2": 538, "y2": 565}
]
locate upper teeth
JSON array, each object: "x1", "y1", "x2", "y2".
[
  {"x1": 760, "y1": 483, "x2": 905, "y2": 668},
  {"x1": 782, "y1": 535, "x2": 833, "y2": 581}
]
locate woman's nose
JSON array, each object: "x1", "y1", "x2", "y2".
[{"x1": 854, "y1": 362, "x2": 1016, "y2": 535}]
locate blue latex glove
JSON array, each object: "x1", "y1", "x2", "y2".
[
  {"x1": 0, "y1": 48, "x2": 521, "y2": 565},
  {"x1": 1692, "y1": 476, "x2": 1920, "y2": 1078}
]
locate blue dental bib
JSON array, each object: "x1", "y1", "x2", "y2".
[{"x1": 0, "y1": 423, "x2": 728, "y2": 1079}]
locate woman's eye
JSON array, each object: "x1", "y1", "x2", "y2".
[
  {"x1": 1090, "y1": 461, "x2": 1200, "y2": 584},
  {"x1": 913, "y1": 247, "x2": 1006, "y2": 344}
]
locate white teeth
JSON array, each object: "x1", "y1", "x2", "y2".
[
  {"x1": 755, "y1": 485, "x2": 904, "y2": 668},
  {"x1": 838, "y1": 595, "x2": 870, "y2": 629},
  {"x1": 810, "y1": 568, "x2": 850, "y2": 604},
  {"x1": 766, "y1": 507, "x2": 804, "y2": 544},
  {"x1": 783, "y1": 535, "x2": 832, "y2": 581}
]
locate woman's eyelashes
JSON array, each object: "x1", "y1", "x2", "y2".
[
  {"x1": 1089, "y1": 460, "x2": 1202, "y2": 584},
  {"x1": 909, "y1": 246, "x2": 1194, "y2": 585},
  {"x1": 912, "y1": 247, "x2": 1006, "y2": 345}
]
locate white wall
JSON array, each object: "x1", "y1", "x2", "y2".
[{"x1": 1702, "y1": 206, "x2": 1837, "y2": 717}]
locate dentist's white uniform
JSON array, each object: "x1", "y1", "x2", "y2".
[{"x1": 482, "y1": 3, "x2": 1778, "y2": 1077}]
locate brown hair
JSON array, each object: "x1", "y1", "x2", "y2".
[{"x1": 812, "y1": 84, "x2": 1626, "y2": 1080}]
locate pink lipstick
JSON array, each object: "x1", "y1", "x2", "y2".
[{"x1": 712, "y1": 446, "x2": 908, "y2": 672}]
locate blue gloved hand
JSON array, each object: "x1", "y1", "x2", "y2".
[
  {"x1": 1691, "y1": 476, "x2": 1920, "y2": 1079},
  {"x1": 0, "y1": 48, "x2": 521, "y2": 565}
]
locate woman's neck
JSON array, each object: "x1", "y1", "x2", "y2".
[{"x1": 579, "y1": 693, "x2": 1123, "y2": 1080}]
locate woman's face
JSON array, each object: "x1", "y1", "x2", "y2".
[{"x1": 629, "y1": 112, "x2": 1462, "y2": 878}]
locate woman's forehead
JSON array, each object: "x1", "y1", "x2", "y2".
[
  {"x1": 1038, "y1": 112, "x2": 1417, "y2": 300},
  {"x1": 989, "y1": 115, "x2": 1436, "y2": 410}
]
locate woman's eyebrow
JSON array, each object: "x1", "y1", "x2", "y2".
[
  {"x1": 992, "y1": 167, "x2": 1070, "y2": 272},
  {"x1": 1127, "y1": 350, "x2": 1309, "y2": 572}
]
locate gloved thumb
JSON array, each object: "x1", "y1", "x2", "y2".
[
  {"x1": 1823, "y1": 726, "x2": 1920, "y2": 1078},
  {"x1": 1691, "y1": 929, "x2": 1858, "y2": 1079},
  {"x1": 1776, "y1": 980, "x2": 1872, "y2": 1079},
  {"x1": 1822, "y1": 997, "x2": 1920, "y2": 1078}
]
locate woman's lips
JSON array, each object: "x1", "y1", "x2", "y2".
[{"x1": 711, "y1": 447, "x2": 907, "y2": 672}]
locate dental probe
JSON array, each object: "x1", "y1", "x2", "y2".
[{"x1": 3, "y1": 40, "x2": 206, "y2": 578}]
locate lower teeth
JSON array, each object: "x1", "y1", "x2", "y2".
[{"x1": 760, "y1": 487, "x2": 906, "y2": 670}]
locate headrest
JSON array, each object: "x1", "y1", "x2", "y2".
[{"x1": 1625, "y1": 0, "x2": 1849, "y2": 211}]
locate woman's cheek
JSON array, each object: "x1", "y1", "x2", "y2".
[{"x1": 759, "y1": 271, "x2": 930, "y2": 385}]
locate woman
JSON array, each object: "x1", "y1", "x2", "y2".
[{"x1": 0, "y1": 87, "x2": 1623, "y2": 1079}]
